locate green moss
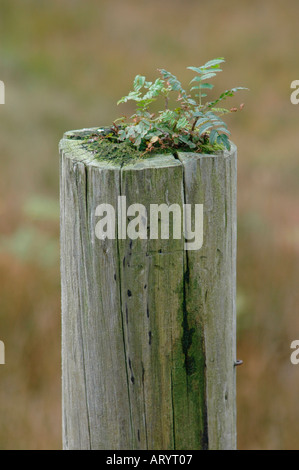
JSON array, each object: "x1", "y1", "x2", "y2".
[
  {"x1": 86, "y1": 138, "x2": 140, "y2": 164},
  {"x1": 65, "y1": 128, "x2": 225, "y2": 166},
  {"x1": 64, "y1": 128, "x2": 138, "y2": 164}
]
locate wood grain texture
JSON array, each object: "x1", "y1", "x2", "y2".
[
  {"x1": 60, "y1": 131, "x2": 237, "y2": 450},
  {"x1": 177, "y1": 145, "x2": 237, "y2": 450}
]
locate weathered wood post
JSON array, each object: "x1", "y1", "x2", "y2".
[{"x1": 60, "y1": 128, "x2": 237, "y2": 450}]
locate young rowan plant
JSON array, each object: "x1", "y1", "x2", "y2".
[{"x1": 97, "y1": 58, "x2": 248, "y2": 156}]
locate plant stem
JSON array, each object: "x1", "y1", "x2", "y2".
[
  {"x1": 191, "y1": 117, "x2": 198, "y2": 133},
  {"x1": 165, "y1": 95, "x2": 169, "y2": 110}
]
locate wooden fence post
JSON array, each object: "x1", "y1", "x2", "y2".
[{"x1": 59, "y1": 128, "x2": 237, "y2": 450}]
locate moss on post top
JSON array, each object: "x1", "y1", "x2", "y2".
[
  {"x1": 60, "y1": 127, "x2": 236, "y2": 171},
  {"x1": 61, "y1": 127, "x2": 171, "y2": 168}
]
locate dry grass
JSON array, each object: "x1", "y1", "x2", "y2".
[{"x1": 0, "y1": 0, "x2": 299, "y2": 449}]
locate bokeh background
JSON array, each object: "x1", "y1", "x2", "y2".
[{"x1": 0, "y1": 0, "x2": 299, "y2": 450}]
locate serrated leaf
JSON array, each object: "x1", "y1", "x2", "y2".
[
  {"x1": 158, "y1": 69, "x2": 187, "y2": 95},
  {"x1": 118, "y1": 129, "x2": 126, "y2": 140},
  {"x1": 190, "y1": 76, "x2": 203, "y2": 83},
  {"x1": 200, "y1": 67, "x2": 222, "y2": 75},
  {"x1": 217, "y1": 133, "x2": 231, "y2": 150},
  {"x1": 193, "y1": 116, "x2": 209, "y2": 126},
  {"x1": 200, "y1": 72, "x2": 217, "y2": 81},
  {"x1": 198, "y1": 122, "x2": 214, "y2": 134},
  {"x1": 209, "y1": 129, "x2": 218, "y2": 145},
  {"x1": 192, "y1": 110, "x2": 205, "y2": 117},
  {"x1": 133, "y1": 75, "x2": 146, "y2": 91},
  {"x1": 214, "y1": 127, "x2": 230, "y2": 134},
  {"x1": 117, "y1": 91, "x2": 141, "y2": 105},
  {"x1": 158, "y1": 109, "x2": 177, "y2": 124},
  {"x1": 203, "y1": 58, "x2": 225, "y2": 68},
  {"x1": 207, "y1": 87, "x2": 249, "y2": 108},
  {"x1": 187, "y1": 66, "x2": 203, "y2": 74},
  {"x1": 176, "y1": 117, "x2": 189, "y2": 129},
  {"x1": 199, "y1": 83, "x2": 214, "y2": 89},
  {"x1": 179, "y1": 135, "x2": 196, "y2": 148},
  {"x1": 204, "y1": 111, "x2": 220, "y2": 121},
  {"x1": 211, "y1": 107, "x2": 230, "y2": 114},
  {"x1": 187, "y1": 98, "x2": 197, "y2": 106},
  {"x1": 208, "y1": 67, "x2": 222, "y2": 72}
]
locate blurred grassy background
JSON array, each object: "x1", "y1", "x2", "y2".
[{"x1": 0, "y1": 0, "x2": 299, "y2": 449}]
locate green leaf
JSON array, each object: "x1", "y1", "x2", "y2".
[
  {"x1": 176, "y1": 117, "x2": 189, "y2": 129},
  {"x1": 202, "y1": 57, "x2": 225, "y2": 68},
  {"x1": 199, "y1": 83, "x2": 214, "y2": 89},
  {"x1": 158, "y1": 109, "x2": 177, "y2": 125},
  {"x1": 117, "y1": 91, "x2": 140, "y2": 105},
  {"x1": 207, "y1": 87, "x2": 249, "y2": 108},
  {"x1": 192, "y1": 111, "x2": 206, "y2": 118},
  {"x1": 209, "y1": 129, "x2": 218, "y2": 145},
  {"x1": 133, "y1": 75, "x2": 146, "y2": 91},
  {"x1": 143, "y1": 79, "x2": 164, "y2": 100},
  {"x1": 118, "y1": 129, "x2": 126, "y2": 140},
  {"x1": 190, "y1": 76, "x2": 203, "y2": 83},
  {"x1": 188, "y1": 59, "x2": 224, "y2": 75},
  {"x1": 193, "y1": 116, "x2": 209, "y2": 126},
  {"x1": 211, "y1": 107, "x2": 230, "y2": 114},
  {"x1": 214, "y1": 127, "x2": 231, "y2": 134},
  {"x1": 187, "y1": 98, "x2": 197, "y2": 106},
  {"x1": 187, "y1": 66, "x2": 203, "y2": 74},
  {"x1": 158, "y1": 69, "x2": 186, "y2": 95},
  {"x1": 217, "y1": 133, "x2": 231, "y2": 150},
  {"x1": 205, "y1": 111, "x2": 227, "y2": 124},
  {"x1": 200, "y1": 72, "x2": 217, "y2": 81},
  {"x1": 198, "y1": 122, "x2": 214, "y2": 134},
  {"x1": 179, "y1": 135, "x2": 196, "y2": 148}
]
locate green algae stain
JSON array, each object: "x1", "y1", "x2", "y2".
[{"x1": 171, "y1": 262, "x2": 208, "y2": 449}]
